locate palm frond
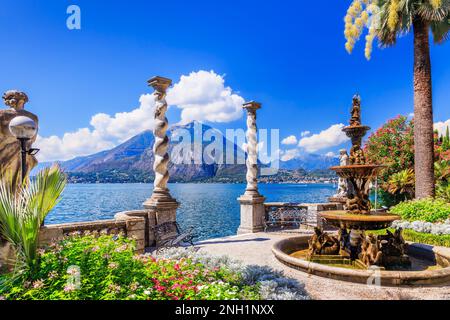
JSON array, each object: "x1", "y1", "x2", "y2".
[
  {"x1": 0, "y1": 165, "x2": 66, "y2": 271},
  {"x1": 418, "y1": 2, "x2": 450, "y2": 21},
  {"x1": 430, "y1": 17, "x2": 450, "y2": 42}
]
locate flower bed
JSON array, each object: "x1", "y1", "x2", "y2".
[
  {"x1": 392, "y1": 219, "x2": 450, "y2": 235},
  {"x1": 0, "y1": 234, "x2": 309, "y2": 300}
]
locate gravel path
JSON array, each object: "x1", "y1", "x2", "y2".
[{"x1": 196, "y1": 232, "x2": 450, "y2": 300}]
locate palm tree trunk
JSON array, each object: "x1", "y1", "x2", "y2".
[{"x1": 413, "y1": 18, "x2": 435, "y2": 199}]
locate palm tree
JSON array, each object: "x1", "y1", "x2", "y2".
[
  {"x1": 344, "y1": 0, "x2": 450, "y2": 198},
  {"x1": 0, "y1": 165, "x2": 66, "y2": 272}
]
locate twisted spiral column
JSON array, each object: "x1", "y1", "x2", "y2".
[
  {"x1": 147, "y1": 76, "x2": 174, "y2": 201},
  {"x1": 243, "y1": 101, "x2": 261, "y2": 196},
  {"x1": 237, "y1": 101, "x2": 265, "y2": 234}
]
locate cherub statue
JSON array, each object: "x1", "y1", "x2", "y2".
[
  {"x1": 350, "y1": 94, "x2": 361, "y2": 127},
  {"x1": 349, "y1": 144, "x2": 366, "y2": 165},
  {"x1": 0, "y1": 90, "x2": 39, "y2": 184},
  {"x1": 308, "y1": 227, "x2": 340, "y2": 256},
  {"x1": 360, "y1": 233, "x2": 383, "y2": 266},
  {"x1": 335, "y1": 149, "x2": 350, "y2": 197},
  {"x1": 339, "y1": 148, "x2": 349, "y2": 166}
]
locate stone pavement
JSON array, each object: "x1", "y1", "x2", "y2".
[{"x1": 196, "y1": 232, "x2": 450, "y2": 300}]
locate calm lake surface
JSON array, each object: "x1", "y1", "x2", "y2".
[{"x1": 46, "y1": 183, "x2": 335, "y2": 241}]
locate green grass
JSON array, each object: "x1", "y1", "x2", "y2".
[{"x1": 369, "y1": 228, "x2": 450, "y2": 248}]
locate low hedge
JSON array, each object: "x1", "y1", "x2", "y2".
[
  {"x1": 370, "y1": 228, "x2": 450, "y2": 248},
  {"x1": 390, "y1": 198, "x2": 450, "y2": 223}
]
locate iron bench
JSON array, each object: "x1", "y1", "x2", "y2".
[
  {"x1": 153, "y1": 221, "x2": 195, "y2": 250},
  {"x1": 264, "y1": 203, "x2": 309, "y2": 231}
]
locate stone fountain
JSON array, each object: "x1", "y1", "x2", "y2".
[
  {"x1": 317, "y1": 95, "x2": 409, "y2": 268},
  {"x1": 272, "y1": 95, "x2": 450, "y2": 285}
]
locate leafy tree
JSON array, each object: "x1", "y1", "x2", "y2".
[
  {"x1": 344, "y1": 0, "x2": 450, "y2": 199},
  {"x1": 364, "y1": 115, "x2": 415, "y2": 179}
]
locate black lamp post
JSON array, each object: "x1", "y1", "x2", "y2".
[{"x1": 8, "y1": 116, "x2": 39, "y2": 182}]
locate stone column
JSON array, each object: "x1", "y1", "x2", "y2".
[
  {"x1": 143, "y1": 76, "x2": 179, "y2": 231},
  {"x1": 237, "y1": 101, "x2": 266, "y2": 234}
]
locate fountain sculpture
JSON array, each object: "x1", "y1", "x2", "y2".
[
  {"x1": 272, "y1": 95, "x2": 450, "y2": 285},
  {"x1": 311, "y1": 95, "x2": 410, "y2": 268}
]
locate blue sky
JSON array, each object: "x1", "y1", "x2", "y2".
[{"x1": 1, "y1": 0, "x2": 449, "y2": 162}]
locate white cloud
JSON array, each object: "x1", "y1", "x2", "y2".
[
  {"x1": 281, "y1": 135, "x2": 298, "y2": 145},
  {"x1": 298, "y1": 123, "x2": 349, "y2": 153},
  {"x1": 300, "y1": 131, "x2": 311, "y2": 137},
  {"x1": 167, "y1": 70, "x2": 244, "y2": 124},
  {"x1": 36, "y1": 70, "x2": 246, "y2": 162},
  {"x1": 325, "y1": 151, "x2": 337, "y2": 157},
  {"x1": 280, "y1": 149, "x2": 299, "y2": 162},
  {"x1": 434, "y1": 119, "x2": 450, "y2": 136},
  {"x1": 36, "y1": 94, "x2": 155, "y2": 162}
]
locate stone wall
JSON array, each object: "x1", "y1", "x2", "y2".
[{"x1": 39, "y1": 210, "x2": 149, "y2": 253}]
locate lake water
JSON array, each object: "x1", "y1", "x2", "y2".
[{"x1": 46, "y1": 183, "x2": 335, "y2": 241}]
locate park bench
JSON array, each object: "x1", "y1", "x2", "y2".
[
  {"x1": 153, "y1": 221, "x2": 196, "y2": 251},
  {"x1": 263, "y1": 203, "x2": 309, "y2": 231}
]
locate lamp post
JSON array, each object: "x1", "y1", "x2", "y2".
[{"x1": 8, "y1": 115, "x2": 39, "y2": 182}]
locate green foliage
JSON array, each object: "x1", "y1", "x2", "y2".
[
  {"x1": 0, "y1": 234, "x2": 260, "y2": 300},
  {"x1": 442, "y1": 126, "x2": 450, "y2": 151},
  {"x1": 375, "y1": 190, "x2": 407, "y2": 208},
  {"x1": 365, "y1": 116, "x2": 414, "y2": 179},
  {"x1": 364, "y1": 116, "x2": 415, "y2": 204},
  {"x1": 391, "y1": 198, "x2": 450, "y2": 223},
  {"x1": 436, "y1": 182, "x2": 450, "y2": 202},
  {"x1": 344, "y1": 0, "x2": 450, "y2": 59},
  {"x1": 370, "y1": 228, "x2": 450, "y2": 248},
  {"x1": 387, "y1": 169, "x2": 415, "y2": 199},
  {"x1": 365, "y1": 115, "x2": 450, "y2": 206},
  {"x1": 0, "y1": 165, "x2": 66, "y2": 271}
]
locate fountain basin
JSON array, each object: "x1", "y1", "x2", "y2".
[
  {"x1": 272, "y1": 235, "x2": 450, "y2": 286},
  {"x1": 321, "y1": 210, "x2": 401, "y2": 230},
  {"x1": 330, "y1": 164, "x2": 385, "y2": 179},
  {"x1": 342, "y1": 125, "x2": 371, "y2": 138}
]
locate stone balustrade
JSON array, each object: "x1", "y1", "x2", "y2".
[
  {"x1": 263, "y1": 202, "x2": 344, "y2": 230},
  {"x1": 34, "y1": 201, "x2": 342, "y2": 256},
  {"x1": 39, "y1": 210, "x2": 148, "y2": 253}
]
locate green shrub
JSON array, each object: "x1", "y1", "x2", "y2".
[
  {"x1": 437, "y1": 183, "x2": 450, "y2": 202},
  {"x1": 370, "y1": 228, "x2": 450, "y2": 248},
  {"x1": 390, "y1": 198, "x2": 450, "y2": 223},
  {"x1": 0, "y1": 234, "x2": 259, "y2": 300}
]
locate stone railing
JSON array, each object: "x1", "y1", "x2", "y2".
[
  {"x1": 39, "y1": 210, "x2": 150, "y2": 253},
  {"x1": 264, "y1": 202, "x2": 343, "y2": 231}
]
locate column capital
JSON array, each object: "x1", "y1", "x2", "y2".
[
  {"x1": 147, "y1": 76, "x2": 172, "y2": 93},
  {"x1": 243, "y1": 101, "x2": 261, "y2": 112}
]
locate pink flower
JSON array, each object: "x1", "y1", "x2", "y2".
[
  {"x1": 64, "y1": 283, "x2": 76, "y2": 292},
  {"x1": 32, "y1": 279, "x2": 44, "y2": 289}
]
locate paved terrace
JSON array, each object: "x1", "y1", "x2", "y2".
[{"x1": 196, "y1": 231, "x2": 450, "y2": 300}]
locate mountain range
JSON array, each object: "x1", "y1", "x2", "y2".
[{"x1": 35, "y1": 122, "x2": 338, "y2": 183}]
